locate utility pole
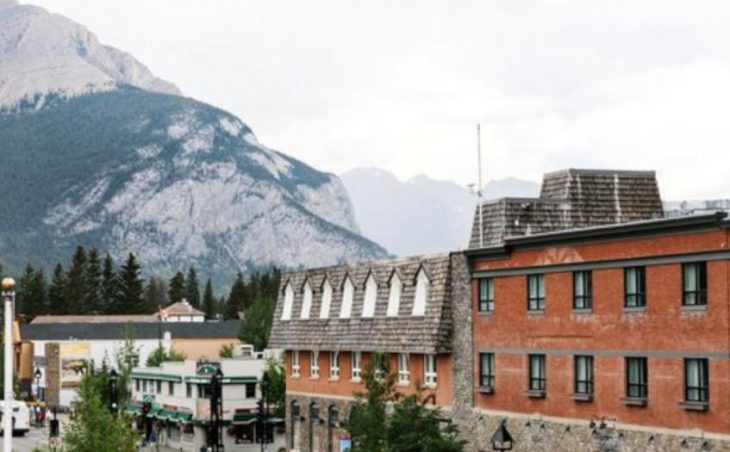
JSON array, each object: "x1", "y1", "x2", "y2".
[{"x1": 2, "y1": 277, "x2": 16, "y2": 452}]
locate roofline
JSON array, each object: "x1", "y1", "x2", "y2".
[
  {"x1": 279, "y1": 252, "x2": 451, "y2": 279},
  {"x1": 478, "y1": 197, "x2": 567, "y2": 207},
  {"x1": 542, "y1": 168, "x2": 657, "y2": 178},
  {"x1": 465, "y1": 212, "x2": 728, "y2": 258}
]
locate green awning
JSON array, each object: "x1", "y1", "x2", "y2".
[
  {"x1": 232, "y1": 412, "x2": 257, "y2": 425},
  {"x1": 125, "y1": 403, "x2": 141, "y2": 415},
  {"x1": 147, "y1": 408, "x2": 161, "y2": 418},
  {"x1": 155, "y1": 409, "x2": 177, "y2": 421},
  {"x1": 174, "y1": 412, "x2": 193, "y2": 423}
]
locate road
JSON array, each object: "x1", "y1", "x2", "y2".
[{"x1": 7, "y1": 426, "x2": 51, "y2": 452}]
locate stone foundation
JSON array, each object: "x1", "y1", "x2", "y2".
[{"x1": 286, "y1": 393, "x2": 353, "y2": 452}]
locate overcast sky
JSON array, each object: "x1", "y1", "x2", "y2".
[{"x1": 26, "y1": 0, "x2": 730, "y2": 199}]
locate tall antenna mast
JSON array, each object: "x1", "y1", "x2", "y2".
[{"x1": 477, "y1": 124, "x2": 484, "y2": 248}]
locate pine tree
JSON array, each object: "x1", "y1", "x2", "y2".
[
  {"x1": 66, "y1": 246, "x2": 88, "y2": 314},
  {"x1": 18, "y1": 265, "x2": 47, "y2": 320},
  {"x1": 143, "y1": 277, "x2": 167, "y2": 310},
  {"x1": 101, "y1": 254, "x2": 118, "y2": 314},
  {"x1": 185, "y1": 267, "x2": 201, "y2": 309},
  {"x1": 168, "y1": 271, "x2": 186, "y2": 304},
  {"x1": 49, "y1": 263, "x2": 68, "y2": 315},
  {"x1": 16, "y1": 264, "x2": 35, "y2": 320},
  {"x1": 116, "y1": 253, "x2": 145, "y2": 314},
  {"x1": 202, "y1": 279, "x2": 216, "y2": 319},
  {"x1": 225, "y1": 272, "x2": 247, "y2": 319},
  {"x1": 84, "y1": 248, "x2": 103, "y2": 314}
]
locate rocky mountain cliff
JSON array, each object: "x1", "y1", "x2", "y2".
[{"x1": 0, "y1": 1, "x2": 387, "y2": 286}]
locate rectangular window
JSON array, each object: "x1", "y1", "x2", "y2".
[
  {"x1": 186, "y1": 383, "x2": 192, "y2": 398},
  {"x1": 156, "y1": 380, "x2": 162, "y2": 394},
  {"x1": 142, "y1": 380, "x2": 148, "y2": 393},
  {"x1": 168, "y1": 381, "x2": 174, "y2": 396},
  {"x1": 573, "y1": 271, "x2": 592, "y2": 310},
  {"x1": 135, "y1": 379, "x2": 140, "y2": 392},
  {"x1": 528, "y1": 354, "x2": 546, "y2": 392},
  {"x1": 424, "y1": 354, "x2": 437, "y2": 386},
  {"x1": 330, "y1": 352, "x2": 340, "y2": 379},
  {"x1": 351, "y1": 352, "x2": 362, "y2": 381},
  {"x1": 245, "y1": 383, "x2": 256, "y2": 398},
  {"x1": 683, "y1": 263, "x2": 707, "y2": 306},
  {"x1": 373, "y1": 355, "x2": 386, "y2": 381},
  {"x1": 292, "y1": 350, "x2": 301, "y2": 377},
  {"x1": 198, "y1": 384, "x2": 211, "y2": 399},
  {"x1": 310, "y1": 351, "x2": 320, "y2": 378},
  {"x1": 527, "y1": 275, "x2": 545, "y2": 311},
  {"x1": 478, "y1": 278, "x2": 494, "y2": 313},
  {"x1": 626, "y1": 357, "x2": 648, "y2": 399},
  {"x1": 479, "y1": 353, "x2": 495, "y2": 388},
  {"x1": 574, "y1": 356, "x2": 594, "y2": 395},
  {"x1": 624, "y1": 267, "x2": 646, "y2": 308},
  {"x1": 685, "y1": 358, "x2": 709, "y2": 403},
  {"x1": 397, "y1": 353, "x2": 410, "y2": 384}
]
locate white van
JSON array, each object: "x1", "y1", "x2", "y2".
[{"x1": 0, "y1": 401, "x2": 31, "y2": 436}]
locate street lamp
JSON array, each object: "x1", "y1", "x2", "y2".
[
  {"x1": 2, "y1": 277, "x2": 15, "y2": 452},
  {"x1": 109, "y1": 369, "x2": 119, "y2": 415},
  {"x1": 259, "y1": 372, "x2": 271, "y2": 451},
  {"x1": 491, "y1": 419, "x2": 514, "y2": 451},
  {"x1": 34, "y1": 367, "x2": 42, "y2": 400},
  {"x1": 209, "y1": 367, "x2": 224, "y2": 451}
]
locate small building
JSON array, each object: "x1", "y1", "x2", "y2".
[
  {"x1": 128, "y1": 357, "x2": 286, "y2": 451},
  {"x1": 160, "y1": 300, "x2": 206, "y2": 323}
]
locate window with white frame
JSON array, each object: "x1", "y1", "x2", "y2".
[
  {"x1": 339, "y1": 277, "x2": 354, "y2": 318},
  {"x1": 351, "y1": 351, "x2": 362, "y2": 381},
  {"x1": 386, "y1": 273, "x2": 402, "y2": 317},
  {"x1": 362, "y1": 274, "x2": 377, "y2": 317},
  {"x1": 424, "y1": 354, "x2": 437, "y2": 385},
  {"x1": 319, "y1": 278, "x2": 332, "y2": 319},
  {"x1": 310, "y1": 351, "x2": 320, "y2": 378},
  {"x1": 301, "y1": 282, "x2": 313, "y2": 319},
  {"x1": 292, "y1": 350, "x2": 300, "y2": 377},
  {"x1": 281, "y1": 282, "x2": 294, "y2": 320},
  {"x1": 412, "y1": 269, "x2": 430, "y2": 316},
  {"x1": 397, "y1": 353, "x2": 410, "y2": 384},
  {"x1": 330, "y1": 352, "x2": 340, "y2": 379}
]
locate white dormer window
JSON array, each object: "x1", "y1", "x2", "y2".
[
  {"x1": 412, "y1": 268, "x2": 430, "y2": 316},
  {"x1": 386, "y1": 273, "x2": 402, "y2": 317},
  {"x1": 339, "y1": 276, "x2": 354, "y2": 318},
  {"x1": 319, "y1": 278, "x2": 332, "y2": 319},
  {"x1": 281, "y1": 282, "x2": 294, "y2": 320},
  {"x1": 301, "y1": 282, "x2": 312, "y2": 319},
  {"x1": 362, "y1": 274, "x2": 377, "y2": 317}
]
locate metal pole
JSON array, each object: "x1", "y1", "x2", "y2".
[
  {"x1": 3, "y1": 277, "x2": 16, "y2": 452},
  {"x1": 477, "y1": 124, "x2": 484, "y2": 248}
]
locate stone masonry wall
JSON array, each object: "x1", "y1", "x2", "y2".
[
  {"x1": 44, "y1": 342, "x2": 60, "y2": 407},
  {"x1": 286, "y1": 393, "x2": 352, "y2": 452}
]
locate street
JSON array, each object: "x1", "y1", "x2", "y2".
[{"x1": 8, "y1": 426, "x2": 50, "y2": 452}]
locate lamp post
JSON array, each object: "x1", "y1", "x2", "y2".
[
  {"x1": 109, "y1": 369, "x2": 119, "y2": 415},
  {"x1": 491, "y1": 419, "x2": 514, "y2": 451},
  {"x1": 259, "y1": 372, "x2": 271, "y2": 452},
  {"x1": 34, "y1": 367, "x2": 42, "y2": 400},
  {"x1": 2, "y1": 277, "x2": 15, "y2": 451},
  {"x1": 209, "y1": 367, "x2": 224, "y2": 451}
]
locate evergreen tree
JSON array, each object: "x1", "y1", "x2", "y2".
[
  {"x1": 143, "y1": 277, "x2": 167, "y2": 310},
  {"x1": 17, "y1": 265, "x2": 47, "y2": 321},
  {"x1": 238, "y1": 294, "x2": 276, "y2": 351},
  {"x1": 167, "y1": 271, "x2": 186, "y2": 304},
  {"x1": 202, "y1": 279, "x2": 216, "y2": 319},
  {"x1": 225, "y1": 272, "x2": 247, "y2": 319},
  {"x1": 65, "y1": 246, "x2": 88, "y2": 314},
  {"x1": 49, "y1": 263, "x2": 68, "y2": 315},
  {"x1": 184, "y1": 267, "x2": 201, "y2": 309},
  {"x1": 116, "y1": 253, "x2": 145, "y2": 314},
  {"x1": 101, "y1": 254, "x2": 118, "y2": 314},
  {"x1": 84, "y1": 248, "x2": 103, "y2": 314}
]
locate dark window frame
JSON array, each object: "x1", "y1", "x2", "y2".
[
  {"x1": 625, "y1": 357, "x2": 648, "y2": 399},
  {"x1": 574, "y1": 355, "x2": 594, "y2": 395},
  {"x1": 478, "y1": 278, "x2": 495, "y2": 313},
  {"x1": 527, "y1": 275, "x2": 545, "y2": 311},
  {"x1": 479, "y1": 353, "x2": 495, "y2": 388},
  {"x1": 624, "y1": 267, "x2": 646, "y2": 308},
  {"x1": 682, "y1": 262, "x2": 707, "y2": 306},
  {"x1": 528, "y1": 354, "x2": 546, "y2": 391},
  {"x1": 168, "y1": 381, "x2": 174, "y2": 396},
  {"x1": 245, "y1": 383, "x2": 256, "y2": 399},
  {"x1": 684, "y1": 358, "x2": 709, "y2": 403},
  {"x1": 573, "y1": 271, "x2": 592, "y2": 310},
  {"x1": 186, "y1": 383, "x2": 192, "y2": 398}
]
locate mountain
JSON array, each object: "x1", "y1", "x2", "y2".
[
  {"x1": 0, "y1": 1, "x2": 387, "y2": 287},
  {"x1": 341, "y1": 168, "x2": 539, "y2": 256}
]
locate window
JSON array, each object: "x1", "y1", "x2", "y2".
[
  {"x1": 339, "y1": 277, "x2": 354, "y2": 318},
  {"x1": 683, "y1": 263, "x2": 707, "y2": 306},
  {"x1": 301, "y1": 282, "x2": 312, "y2": 319},
  {"x1": 246, "y1": 383, "x2": 256, "y2": 398},
  {"x1": 310, "y1": 351, "x2": 320, "y2": 378},
  {"x1": 198, "y1": 384, "x2": 211, "y2": 398},
  {"x1": 626, "y1": 357, "x2": 648, "y2": 399},
  {"x1": 528, "y1": 354, "x2": 546, "y2": 392},
  {"x1": 574, "y1": 356, "x2": 593, "y2": 395},
  {"x1": 685, "y1": 358, "x2": 709, "y2": 403},
  {"x1": 362, "y1": 274, "x2": 377, "y2": 317},
  {"x1": 373, "y1": 355, "x2": 386, "y2": 381},
  {"x1": 142, "y1": 380, "x2": 148, "y2": 393},
  {"x1": 527, "y1": 275, "x2": 545, "y2": 311},
  {"x1": 281, "y1": 282, "x2": 294, "y2": 320},
  {"x1": 292, "y1": 350, "x2": 301, "y2": 377},
  {"x1": 624, "y1": 267, "x2": 646, "y2": 308},
  {"x1": 397, "y1": 353, "x2": 410, "y2": 384},
  {"x1": 479, "y1": 353, "x2": 495, "y2": 388},
  {"x1": 412, "y1": 269, "x2": 430, "y2": 316},
  {"x1": 186, "y1": 383, "x2": 192, "y2": 398},
  {"x1": 168, "y1": 381, "x2": 174, "y2": 396},
  {"x1": 424, "y1": 354, "x2": 437, "y2": 386},
  {"x1": 330, "y1": 352, "x2": 340, "y2": 379},
  {"x1": 156, "y1": 380, "x2": 162, "y2": 394},
  {"x1": 319, "y1": 279, "x2": 332, "y2": 319},
  {"x1": 386, "y1": 273, "x2": 402, "y2": 317},
  {"x1": 478, "y1": 278, "x2": 494, "y2": 313},
  {"x1": 351, "y1": 352, "x2": 362, "y2": 381},
  {"x1": 135, "y1": 379, "x2": 140, "y2": 392},
  {"x1": 573, "y1": 271, "x2": 592, "y2": 310}
]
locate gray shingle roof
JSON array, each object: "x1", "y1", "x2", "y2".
[
  {"x1": 268, "y1": 254, "x2": 456, "y2": 354},
  {"x1": 20, "y1": 320, "x2": 240, "y2": 340},
  {"x1": 469, "y1": 169, "x2": 664, "y2": 248}
]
